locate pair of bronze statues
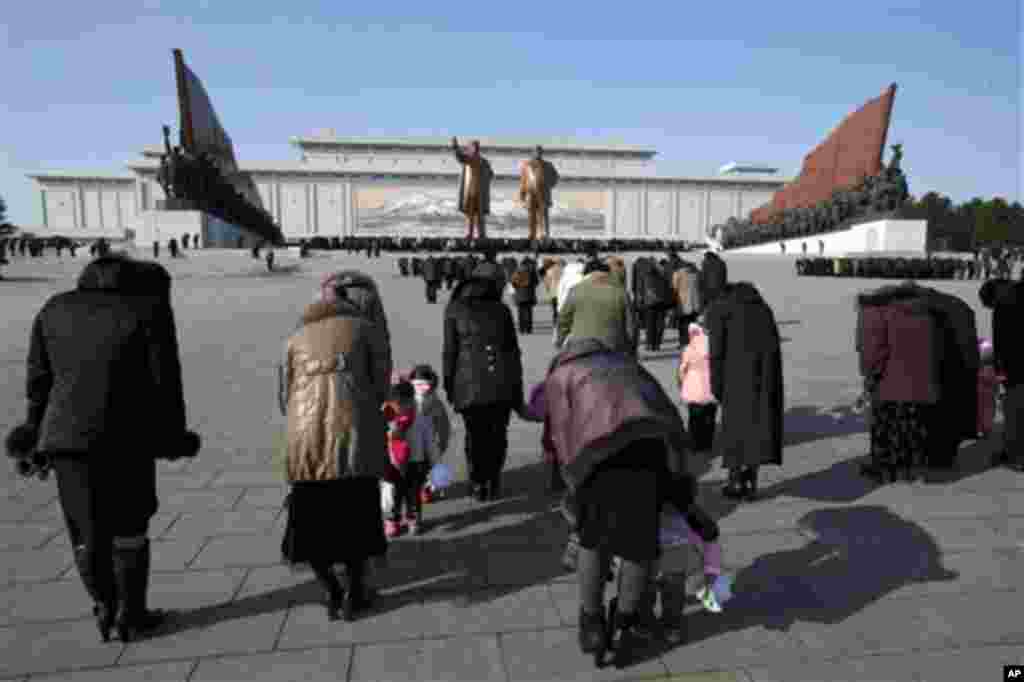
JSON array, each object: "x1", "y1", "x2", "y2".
[{"x1": 451, "y1": 137, "x2": 559, "y2": 241}]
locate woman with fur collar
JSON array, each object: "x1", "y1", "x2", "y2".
[{"x1": 278, "y1": 271, "x2": 392, "y2": 622}]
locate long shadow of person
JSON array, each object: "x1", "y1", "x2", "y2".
[
  {"x1": 783, "y1": 403, "x2": 869, "y2": 448},
  {"x1": 657, "y1": 506, "x2": 959, "y2": 658},
  {"x1": 151, "y1": 461, "x2": 574, "y2": 637}
]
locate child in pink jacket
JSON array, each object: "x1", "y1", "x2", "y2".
[
  {"x1": 977, "y1": 338, "x2": 1004, "y2": 438},
  {"x1": 678, "y1": 323, "x2": 718, "y2": 451}
]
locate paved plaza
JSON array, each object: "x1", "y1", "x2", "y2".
[{"x1": 0, "y1": 248, "x2": 1022, "y2": 681}]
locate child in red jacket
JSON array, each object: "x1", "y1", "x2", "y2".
[{"x1": 977, "y1": 338, "x2": 1005, "y2": 438}]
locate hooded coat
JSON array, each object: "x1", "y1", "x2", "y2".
[
  {"x1": 442, "y1": 276, "x2": 524, "y2": 411},
  {"x1": 856, "y1": 283, "x2": 944, "y2": 405},
  {"x1": 541, "y1": 338, "x2": 692, "y2": 492},
  {"x1": 279, "y1": 298, "x2": 391, "y2": 482},
  {"x1": 25, "y1": 256, "x2": 190, "y2": 459},
  {"x1": 704, "y1": 282, "x2": 784, "y2": 468},
  {"x1": 700, "y1": 252, "x2": 728, "y2": 306}
]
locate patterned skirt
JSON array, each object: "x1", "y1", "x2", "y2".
[{"x1": 870, "y1": 401, "x2": 934, "y2": 469}]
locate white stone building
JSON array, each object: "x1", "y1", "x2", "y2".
[{"x1": 28, "y1": 134, "x2": 787, "y2": 244}]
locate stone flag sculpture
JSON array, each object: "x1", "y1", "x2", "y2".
[
  {"x1": 749, "y1": 84, "x2": 897, "y2": 225},
  {"x1": 172, "y1": 49, "x2": 281, "y2": 244}
]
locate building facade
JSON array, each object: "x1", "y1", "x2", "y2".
[{"x1": 28, "y1": 135, "x2": 787, "y2": 243}]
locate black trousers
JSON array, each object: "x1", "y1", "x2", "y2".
[
  {"x1": 425, "y1": 280, "x2": 440, "y2": 303},
  {"x1": 517, "y1": 303, "x2": 534, "y2": 333},
  {"x1": 687, "y1": 403, "x2": 718, "y2": 451},
  {"x1": 53, "y1": 455, "x2": 156, "y2": 550},
  {"x1": 644, "y1": 308, "x2": 662, "y2": 351},
  {"x1": 676, "y1": 312, "x2": 698, "y2": 347},
  {"x1": 461, "y1": 404, "x2": 512, "y2": 488},
  {"x1": 391, "y1": 462, "x2": 429, "y2": 521},
  {"x1": 551, "y1": 300, "x2": 559, "y2": 327}
]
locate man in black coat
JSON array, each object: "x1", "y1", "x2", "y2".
[
  {"x1": 699, "y1": 251, "x2": 728, "y2": 309},
  {"x1": 981, "y1": 279, "x2": 1024, "y2": 470},
  {"x1": 397, "y1": 257, "x2": 410, "y2": 277},
  {"x1": 704, "y1": 282, "x2": 783, "y2": 501},
  {"x1": 10, "y1": 255, "x2": 199, "y2": 643},
  {"x1": 511, "y1": 259, "x2": 539, "y2": 334},
  {"x1": 422, "y1": 255, "x2": 442, "y2": 303},
  {"x1": 442, "y1": 255, "x2": 458, "y2": 290},
  {"x1": 410, "y1": 256, "x2": 423, "y2": 277},
  {"x1": 632, "y1": 257, "x2": 672, "y2": 352},
  {"x1": 443, "y1": 276, "x2": 524, "y2": 501}
]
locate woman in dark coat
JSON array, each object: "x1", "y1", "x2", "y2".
[
  {"x1": 443, "y1": 274, "x2": 524, "y2": 501},
  {"x1": 704, "y1": 282, "x2": 784, "y2": 500},
  {"x1": 8, "y1": 255, "x2": 200, "y2": 643},
  {"x1": 699, "y1": 251, "x2": 728, "y2": 309},
  {"x1": 857, "y1": 283, "x2": 943, "y2": 482}
]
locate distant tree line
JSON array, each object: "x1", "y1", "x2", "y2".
[{"x1": 909, "y1": 192, "x2": 1024, "y2": 251}]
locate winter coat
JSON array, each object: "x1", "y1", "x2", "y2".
[
  {"x1": 632, "y1": 257, "x2": 672, "y2": 310},
  {"x1": 421, "y1": 257, "x2": 441, "y2": 283},
  {"x1": 993, "y1": 281, "x2": 1024, "y2": 387},
  {"x1": 541, "y1": 338, "x2": 692, "y2": 492},
  {"x1": 279, "y1": 300, "x2": 391, "y2": 482},
  {"x1": 700, "y1": 253, "x2": 728, "y2": 306},
  {"x1": 704, "y1": 282, "x2": 784, "y2": 468},
  {"x1": 557, "y1": 263, "x2": 585, "y2": 314},
  {"x1": 415, "y1": 391, "x2": 451, "y2": 456},
  {"x1": 556, "y1": 271, "x2": 635, "y2": 353},
  {"x1": 24, "y1": 256, "x2": 191, "y2": 458},
  {"x1": 857, "y1": 284, "x2": 943, "y2": 404},
  {"x1": 541, "y1": 260, "x2": 563, "y2": 303},
  {"x1": 512, "y1": 264, "x2": 539, "y2": 305},
  {"x1": 454, "y1": 148, "x2": 493, "y2": 216},
  {"x1": 672, "y1": 264, "x2": 702, "y2": 316},
  {"x1": 442, "y1": 277, "x2": 524, "y2": 411},
  {"x1": 472, "y1": 261, "x2": 506, "y2": 290},
  {"x1": 679, "y1": 328, "x2": 714, "y2": 404},
  {"x1": 918, "y1": 286, "x2": 980, "y2": 443},
  {"x1": 606, "y1": 256, "x2": 627, "y2": 288},
  {"x1": 977, "y1": 365, "x2": 1001, "y2": 434}
]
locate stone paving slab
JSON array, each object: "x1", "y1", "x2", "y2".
[
  {"x1": 190, "y1": 648, "x2": 352, "y2": 681},
  {"x1": 0, "y1": 251, "x2": 1021, "y2": 680}
]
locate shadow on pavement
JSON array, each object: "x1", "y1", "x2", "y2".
[
  {"x1": 783, "y1": 403, "x2": 868, "y2": 447},
  {"x1": 658, "y1": 505, "x2": 958, "y2": 655}
]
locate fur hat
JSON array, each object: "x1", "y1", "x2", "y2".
[
  {"x1": 5, "y1": 423, "x2": 38, "y2": 460},
  {"x1": 410, "y1": 364, "x2": 438, "y2": 385}
]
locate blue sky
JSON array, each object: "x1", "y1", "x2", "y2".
[{"x1": 1, "y1": 0, "x2": 1019, "y2": 226}]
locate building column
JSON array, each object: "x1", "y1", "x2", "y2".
[
  {"x1": 641, "y1": 184, "x2": 648, "y2": 236},
  {"x1": 310, "y1": 183, "x2": 318, "y2": 235},
  {"x1": 40, "y1": 190, "x2": 49, "y2": 229},
  {"x1": 703, "y1": 189, "x2": 711, "y2": 235},
  {"x1": 607, "y1": 186, "x2": 617, "y2": 238}
]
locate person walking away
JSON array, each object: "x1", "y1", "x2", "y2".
[
  {"x1": 153, "y1": 241, "x2": 160, "y2": 259},
  {"x1": 168, "y1": 238, "x2": 179, "y2": 259},
  {"x1": 699, "y1": 251, "x2": 728, "y2": 310},
  {"x1": 511, "y1": 261, "x2": 538, "y2": 333},
  {"x1": 9, "y1": 255, "x2": 200, "y2": 642},
  {"x1": 278, "y1": 271, "x2": 392, "y2": 622},
  {"x1": 672, "y1": 261, "x2": 702, "y2": 348},
  {"x1": 422, "y1": 255, "x2": 442, "y2": 304},
  {"x1": 556, "y1": 259, "x2": 635, "y2": 354},
  {"x1": 705, "y1": 282, "x2": 783, "y2": 500},
  {"x1": 541, "y1": 257, "x2": 564, "y2": 328},
  {"x1": 382, "y1": 380, "x2": 434, "y2": 537},
  {"x1": 678, "y1": 323, "x2": 717, "y2": 451},
  {"x1": 443, "y1": 273, "x2": 524, "y2": 501}
]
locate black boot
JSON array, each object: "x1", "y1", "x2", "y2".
[
  {"x1": 342, "y1": 560, "x2": 373, "y2": 622},
  {"x1": 579, "y1": 608, "x2": 608, "y2": 659},
  {"x1": 311, "y1": 563, "x2": 345, "y2": 622},
  {"x1": 742, "y1": 466, "x2": 759, "y2": 501},
  {"x1": 610, "y1": 610, "x2": 648, "y2": 669},
  {"x1": 721, "y1": 468, "x2": 745, "y2": 499},
  {"x1": 112, "y1": 539, "x2": 165, "y2": 642},
  {"x1": 488, "y1": 475, "x2": 501, "y2": 501},
  {"x1": 72, "y1": 545, "x2": 116, "y2": 643}
]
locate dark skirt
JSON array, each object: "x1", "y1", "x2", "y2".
[
  {"x1": 575, "y1": 439, "x2": 665, "y2": 562},
  {"x1": 870, "y1": 401, "x2": 934, "y2": 469},
  {"x1": 281, "y1": 476, "x2": 387, "y2": 566}
]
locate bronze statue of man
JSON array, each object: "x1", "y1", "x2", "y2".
[
  {"x1": 452, "y1": 137, "x2": 493, "y2": 241},
  {"x1": 519, "y1": 145, "x2": 559, "y2": 241}
]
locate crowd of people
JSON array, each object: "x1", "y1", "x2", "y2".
[
  {"x1": 6, "y1": 240, "x2": 1021, "y2": 668},
  {"x1": 798, "y1": 247, "x2": 1024, "y2": 280}
]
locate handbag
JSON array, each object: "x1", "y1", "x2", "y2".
[{"x1": 428, "y1": 462, "x2": 452, "y2": 492}]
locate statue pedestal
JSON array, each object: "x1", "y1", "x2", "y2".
[
  {"x1": 136, "y1": 209, "x2": 257, "y2": 249},
  {"x1": 724, "y1": 219, "x2": 928, "y2": 256}
]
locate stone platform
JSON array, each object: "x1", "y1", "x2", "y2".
[
  {"x1": 0, "y1": 249, "x2": 1021, "y2": 681},
  {"x1": 725, "y1": 219, "x2": 928, "y2": 257}
]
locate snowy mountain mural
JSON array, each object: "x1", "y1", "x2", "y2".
[{"x1": 357, "y1": 188, "x2": 606, "y2": 235}]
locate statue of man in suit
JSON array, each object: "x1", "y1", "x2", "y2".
[
  {"x1": 519, "y1": 145, "x2": 560, "y2": 242},
  {"x1": 452, "y1": 137, "x2": 493, "y2": 241}
]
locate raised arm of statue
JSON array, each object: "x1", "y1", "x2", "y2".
[{"x1": 162, "y1": 125, "x2": 173, "y2": 156}]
